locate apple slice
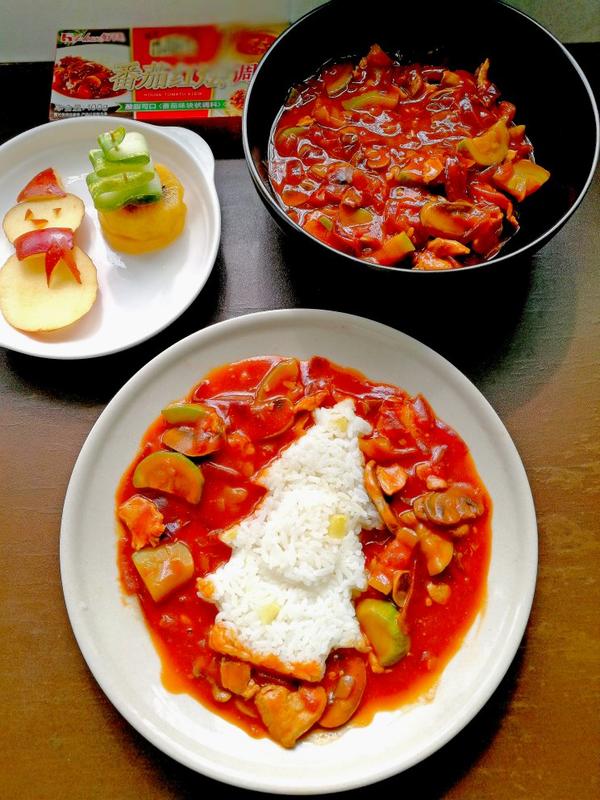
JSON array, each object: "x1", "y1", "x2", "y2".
[
  {"x1": 17, "y1": 168, "x2": 66, "y2": 202},
  {"x1": 3, "y1": 194, "x2": 85, "y2": 243},
  {"x1": 0, "y1": 246, "x2": 97, "y2": 331},
  {"x1": 14, "y1": 228, "x2": 81, "y2": 285}
]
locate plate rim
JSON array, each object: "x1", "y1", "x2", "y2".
[
  {"x1": 0, "y1": 117, "x2": 221, "y2": 360},
  {"x1": 60, "y1": 308, "x2": 538, "y2": 793}
]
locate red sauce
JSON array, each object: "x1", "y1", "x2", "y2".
[
  {"x1": 233, "y1": 30, "x2": 277, "y2": 57},
  {"x1": 116, "y1": 356, "x2": 491, "y2": 742},
  {"x1": 269, "y1": 44, "x2": 549, "y2": 270},
  {"x1": 52, "y1": 56, "x2": 121, "y2": 99}
]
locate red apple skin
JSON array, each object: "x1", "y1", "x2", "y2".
[{"x1": 17, "y1": 168, "x2": 66, "y2": 202}]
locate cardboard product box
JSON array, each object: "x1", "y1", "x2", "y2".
[{"x1": 49, "y1": 23, "x2": 287, "y2": 126}]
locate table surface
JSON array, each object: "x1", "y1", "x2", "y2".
[{"x1": 1, "y1": 47, "x2": 599, "y2": 800}]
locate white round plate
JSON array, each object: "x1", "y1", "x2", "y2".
[
  {"x1": 60, "y1": 309, "x2": 537, "y2": 794},
  {"x1": 0, "y1": 117, "x2": 220, "y2": 359}
]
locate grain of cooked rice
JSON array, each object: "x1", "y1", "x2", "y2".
[{"x1": 197, "y1": 399, "x2": 381, "y2": 678}]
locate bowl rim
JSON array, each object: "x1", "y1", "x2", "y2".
[{"x1": 243, "y1": 0, "x2": 599, "y2": 276}]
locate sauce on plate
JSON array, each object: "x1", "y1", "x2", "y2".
[{"x1": 116, "y1": 355, "x2": 491, "y2": 744}]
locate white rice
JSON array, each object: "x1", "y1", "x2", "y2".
[{"x1": 197, "y1": 399, "x2": 381, "y2": 676}]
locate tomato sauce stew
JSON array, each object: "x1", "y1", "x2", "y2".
[
  {"x1": 116, "y1": 356, "x2": 491, "y2": 747},
  {"x1": 268, "y1": 44, "x2": 550, "y2": 270}
]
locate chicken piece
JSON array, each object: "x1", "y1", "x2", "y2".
[
  {"x1": 422, "y1": 157, "x2": 444, "y2": 183},
  {"x1": 368, "y1": 567, "x2": 392, "y2": 595},
  {"x1": 419, "y1": 526, "x2": 454, "y2": 575},
  {"x1": 219, "y1": 659, "x2": 258, "y2": 700},
  {"x1": 413, "y1": 250, "x2": 457, "y2": 271},
  {"x1": 426, "y1": 474, "x2": 448, "y2": 490},
  {"x1": 118, "y1": 494, "x2": 164, "y2": 550},
  {"x1": 255, "y1": 685, "x2": 327, "y2": 748},
  {"x1": 426, "y1": 237, "x2": 470, "y2": 258},
  {"x1": 413, "y1": 483, "x2": 484, "y2": 526},
  {"x1": 359, "y1": 434, "x2": 417, "y2": 461},
  {"x1": 340, "y1": 186, "x2": 363, "y2": 208},
  {"x1": 375, "y1": 463, "x2": 407, "y2": 495}
]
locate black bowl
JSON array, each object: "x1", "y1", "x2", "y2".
[{"x1": 243, "y1": 0, "x2": 599, "y2": 276}]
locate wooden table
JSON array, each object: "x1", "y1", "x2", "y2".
[{"x1": 1, "y1": 49, "x2": 599, "y2": 800}]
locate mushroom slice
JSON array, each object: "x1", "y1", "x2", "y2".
[
  {"x1": 249, "y1": 396, "x2": 295, "y2": 440},
  {"x1": 256, "y1": 358, "x2": 300, "y2": 402},
  {"x1": 161, "y1": 406, "x2": 225, "y2": 457},
  {"x1": 391, "y1": 569, "x2": 413, "y2": 611},
  {"x1": 364, "y1": 459, "x2": 397, "y2": 533},
  {"x1": 319, "y1": 655, "x2": 366, "y2": 729},
  {"x1": 364, "y1": 461, "x2": 418, "y2": 547},
  {"x1": 161, "y1": 425, "x2": 223, "y2": 457},
  {"x1": 255, "y1": 685, "x2": 327, "y2": 748},
  {"x1": 413, "y1": 484, "x2": 484, "y2": 527},
  {"x1": 293, "y1": 389, "x2": 329, "y2": 414}
]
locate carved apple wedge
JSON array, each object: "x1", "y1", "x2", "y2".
[
  {"x1": 2, "y1": 194, "x2": 85, "y2": 243},
  {"x1": 0, "y1": 247, "x2": 97, "y2": 331},
  {"x1": 17, "y1": 167, "x2": 66, "y2": 202}
]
